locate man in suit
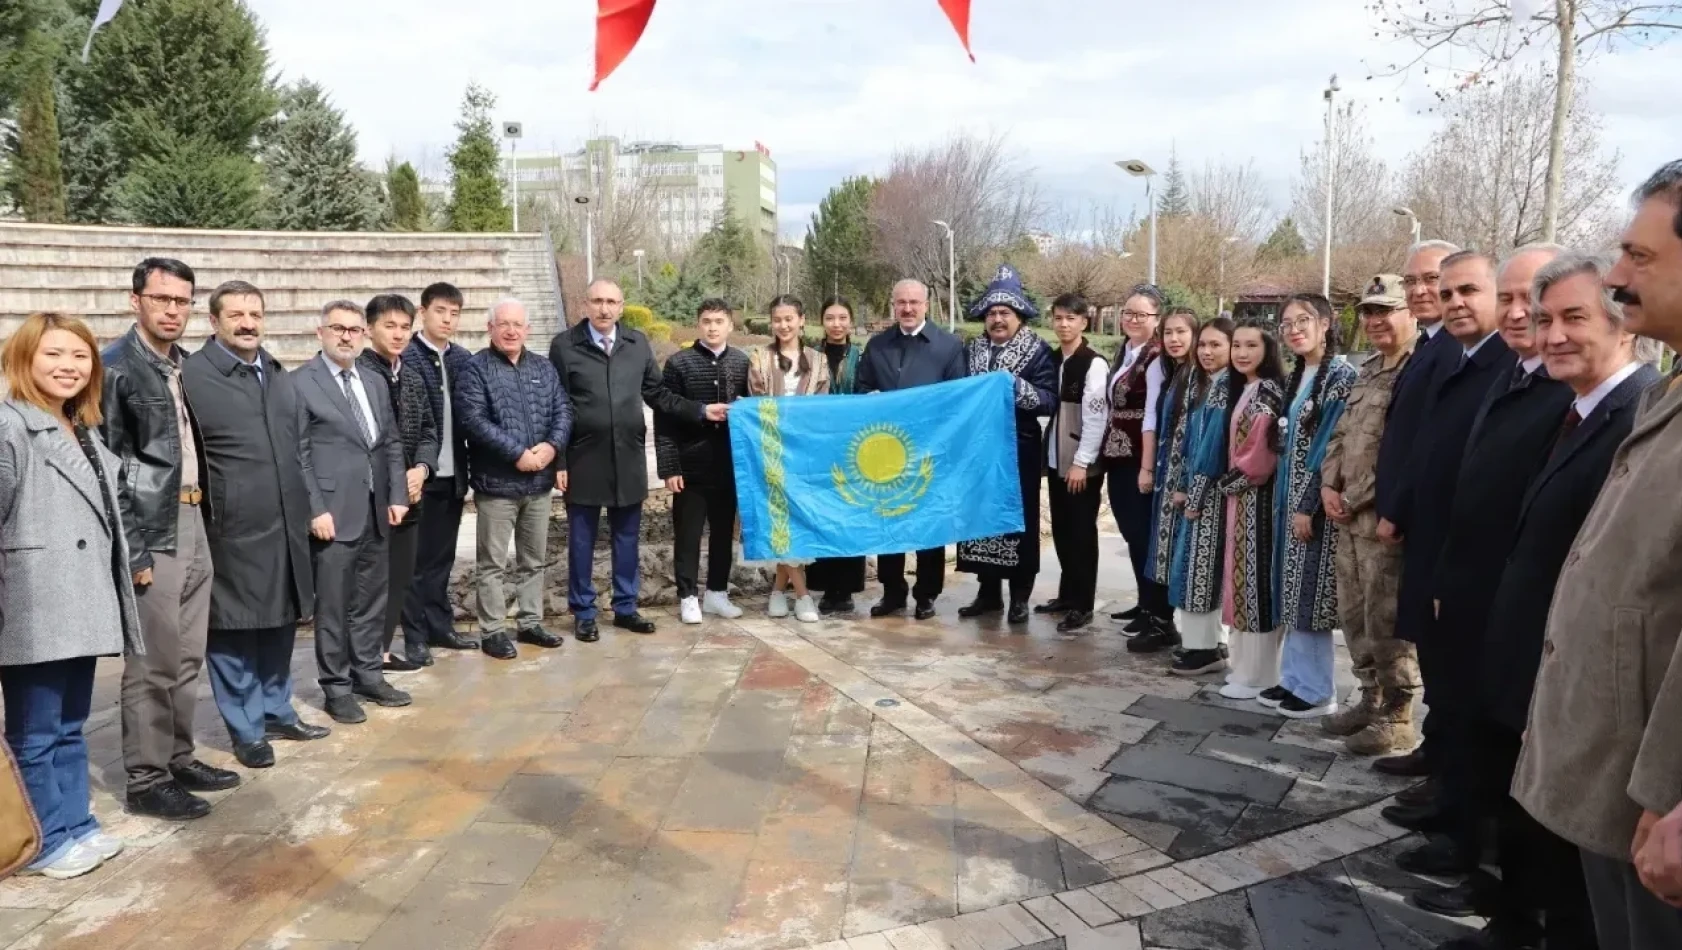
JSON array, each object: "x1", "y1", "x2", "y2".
[
  {"x1": 296, "y1": 301, "x2": 412, "y2": 725},
  {"x1": 856, "y1": 278, "x2": 967, "y2": 621},
  {"x1": 183, "y1": 282, "x2": 325, "y2": 770},
  {"x1": 1402, "y1": 245, "x2": 1571, "y2": 903},
  {"x1": 1516, "y1": 162, "x2": 1682, "y2": 950}
]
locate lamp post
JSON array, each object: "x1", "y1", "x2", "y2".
[
  {"x1": 932, "y1": 219, "x2": 957, "y2": 332},
  {"x1": 1217, "y1": 236, "x2": 1241, "y2": 315},
  {"x1": 503, "y1": 121, "x2": 523, "y2": 231},
  {"x1": 1393, "y1": 206, "x2": 1422, "y2": 245},
  {"x1": 1117, "y1": 160, "x2": 1159, "y2": 284},
  {"x1": 574, "y1": 195, "x2": 594, "y2": 284},
  {"x1": 633, "y1": 248, "x2": 645, "y2": 292},
  {"x1": 1321, "y1": 75, "x2": 1340, "y2": 297}
]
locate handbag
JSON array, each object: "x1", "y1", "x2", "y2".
[{"x1": 0, "y1": 741, "x2": 42, "y2": 877}]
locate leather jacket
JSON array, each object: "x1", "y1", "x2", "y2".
[{"x1": 98, "y1": 327, "x2": 208, "y2": 573}]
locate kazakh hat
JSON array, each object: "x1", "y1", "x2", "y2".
[{"x1": 967, "y1": 264, "x2": 1039, "y2": 322}]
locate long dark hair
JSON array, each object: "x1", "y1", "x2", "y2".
[
  {"x1": 1191, "y1": 316, "x2": 1236, "y2": 406},
  {"x1": 1224, "y1": 318, "x2": 1286, "y2": 452},
  {"x1": 1158, "y1": 309, "x2": 1207, "y2": 440},
  {"x1": 1280, "y1": 293, "x2": 1342, "y2": 440},
  {"x1": 767, "y1": 294, "x2": 807, "y2": 372}
]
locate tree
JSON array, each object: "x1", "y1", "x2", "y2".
[
  {"x1": 1257, "y1": 217, "x2": 1309, "y2": 262},
  {"x1": 5, "y1": 38, "x2": 65, "y2": 221},
  {"x1": 1190, "y1": 159, "x2": 1272, "y2": 241},
  {"x1": 116, "y1": 132, "x2": 264, "y2": 229},
  {"x1": 1399, "y1": 66, "x2": 1622, "y2": 252},
  {"x1": 688, "y1": 198, "x2": 766, "y2": 311},
  {"x1": 263, "y1": 80, "x2": 382, "y2": 231},
  {"x1": 445, "y1": 82, "x2": 511, "y2": 232},
  {"x1": 1157, "y1": 146, "x2": 1192, "y2": 219},
  {"x1": 1369, "y1": 0, "x2": 1681, "y2": 241},
  {"x1": 388, "y1": 159, "x2": 425, "y2": 231},
  {"x1": 804, "y1": 175, "x2": 885, "y2": 306},
  {"x1": 1290, "y1": 101, "x2": 1400, "y2": 253}
]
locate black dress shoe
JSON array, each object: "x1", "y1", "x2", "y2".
[
  {"x1": 1374, "y1": 746, "x2": 1431, "y2": 776},
  {"x1": 1056, "y1": 610, "x2": 1094, "y2": 632},
  {"x1": 171, "y1": 759, "x2": 241, "y2": 792},
  {"x1": 1382, "y1": 801, "x2": 1449, "y2": 833},
  {"x1": 1111, "y1": 604, "x2": 1143, "y2": 621},
  {"x1": 1034, "y1": 599, "x2": 1069, "y2": 615},
  {"x1": 575, "y1": 618, "x2": 600, "y2": 642},
  {"x1": 1409, "y1": 881, "x2": 1484, "y2": 918},
  {"x1": 957, "y1": 598, "x2": 1003, "y2": 619},
  {"x1": 127, "y1": 780, "x2": 212, "y2": 820},
  {"x1": 354, "y1": 682, "x2": 413, "y2": 707},
  {"x1": 1396, "y1": 777, "x2": 1437, "y2": 807},
  {"x1": 430, "y1": 630, "x2": 481, "y2": 650},
  {"x1": 614, "y1": 612, "x2": 657, "y2": 634},
  {"x1": 481, "y1": 632, "x2": 518, "y2": 660},
  {"x1": 913, "y1": 599, "x2": 937, "y2": 621},
  {"x1": 325, "y1": 695, "x2": 368, "y2": 725},
  {"x1": 265, "y1": 719, "x2": 330, "y2": 742},
  {"x1": 1396, "y1": 838, "x2": 1475, "y2": 876},
  {"x1": 819, "y1": 595, "x2": 855, "y2": 614},
  {"x1": 382, "y1": 655, "x2": 423, "y2": 672},
  {"x1": 1127, "y1": 626, "x2": 1182, "y2": 654},
  {"x1": 870, "y1": 599, "x2": 907, "y2": 618},
  {"x1": 517, "y1": 625, "x2": 565, "y2": 648},
  {"x1": 1007, "y1": 600, "x2": 1030, "y2": 624},
  {"x1": 233, "y1": 740, "x2": 275, "y2": 769},
  {"x1": 407, "y1": 649, "x2": 435, "y2": 667},
  {"x1": 1124, "y1": 615, "x2": 1154, "y2": 633}
]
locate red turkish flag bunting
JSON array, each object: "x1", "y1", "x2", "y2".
[{"x1": 591, "y1": 0, "x2": 973, "y2": 89}]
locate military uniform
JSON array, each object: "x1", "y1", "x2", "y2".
[{"x1": 1320, "y1": 276, "x2": 1422, "y2": 754}]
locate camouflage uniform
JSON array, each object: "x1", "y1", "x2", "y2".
[{"x1": 1320, "y1": 277, "x2": 1422, "y2": 754}]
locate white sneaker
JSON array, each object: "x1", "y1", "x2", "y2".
[
  {"x1": 702, "y1": 591, "x2": 743, "y2": 619},
  {"x1": 793, "y1": 595, "x2": 820, "y2": 623},
  {"x1": 24, "y1": 842, "x2": 103, "y2": 879},
  {"x1": 76, "y1": 831, "x2": 123, "y2": 862},
  {"x1": 768, "y1": 591, "x2": 790, "y2": 618},
  {"x1": 1219, "y1": 683, "x2": 1263, "y2": 701},
  {"x1": 679, "y1": 596, "x2": 703, "y2": 625}
]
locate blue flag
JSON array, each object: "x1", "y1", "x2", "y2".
[{"x1": 729, "y1": 373, "x2": 1024, "y2": 562}]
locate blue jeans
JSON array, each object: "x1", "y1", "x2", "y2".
[
  {"x1": 2, "y1": 657, "x2": 100, "y2": 864},
  {"x1": 205, "y1": 627, "x2": 301, "y2": 746},
  {"x1": 1280, "y1": 626, "x2": 1337, "y2": 706},
  {"x1": 566, "y1": 504, "x2": 642, "y2": 620}
]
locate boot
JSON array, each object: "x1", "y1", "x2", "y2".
[
  {"x1": 1346, "y1": 687, "x2": 1419, "y2": 756},
  {"x1": 1321, "y1": 685, "x2": 1381, "y2": 737}
]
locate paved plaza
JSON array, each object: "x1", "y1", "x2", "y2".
[{"x1": 0, "y1": 536, "x2": 1479, "y2": 950}]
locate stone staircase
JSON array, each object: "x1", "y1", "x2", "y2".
[{"x1": 0, "y1": 222, "x2": 565, "y2": 366}]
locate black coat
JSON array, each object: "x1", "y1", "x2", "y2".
[
  {"x1": 1481, "y1": 364, "x2": 1661, "y2": 731},
  {"x1": 653, "y1": 344, "x2": 752, "y2": 488},
  {"x1": 401, "y1": 337, "x2": 474, "y2": 498},
  {"x1": 457, "y1": 348, "x2": 574, "y2": 499},
  {"x1": 1394, "y1": 332, "x2": 1517, "y2": 643},
  {"x1": 358, "y1": 349, "x2": 440, "y2": 523},
  {"x1": 548, "y1": 321, "x2": 701, "y2": 509},
  {"x1": 1374, "y1": 326, "x2": 1456, "y2": 528},
  {"x1": 854, "y1": 323, "x2": 967, "y2": 393},
  {"x1": 181, "y1": 342, "x2": 314, "y2": 630}
]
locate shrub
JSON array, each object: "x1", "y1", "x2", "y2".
[
  {"x1": 622, "y1": 305, "x2": 655, "y2": 331},
  {"x1": 742, "y1": 316, "x2": 770, "y2": 335},
  {"x1": 645, "y1": 321, "x2": 673, "y2": 343}
]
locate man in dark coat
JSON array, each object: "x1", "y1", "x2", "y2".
[
  {"x1": 549, "y1": 279, "x2": 711, "y2": 642},
  {"x1": 856, "y1": 278, "x2": 967, "y2": 621},
  {"x1": 182, "y1": 281, "x2": 324, "y2": 770}
]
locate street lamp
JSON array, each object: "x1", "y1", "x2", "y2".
[
  {"x1": 1393, "y1": 206, "x2": 1422, "y2": 245},
  {"x1": 1116, "y1": 160, "x2": 1158, "y2": 284},
  {"x1": 1217, "y1": 236, "x2": 1241, "y2": 315},
  {"x1": 503, "y1": 121, "x2": 523, "y2": 231},
  {"x1": 632, "y1": 248, "x2": 645, "y2": 292},
  {"x1": 1321, "y1": 75, "x2": 1340, "y2": 297},
  {"x1": 932, "y1": 219, "x2": 957, "y2": 332},
  {"x1": 574, "y1": 195, "x2": 594, "y2": 284}
]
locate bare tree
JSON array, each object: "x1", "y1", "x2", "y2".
[
  {"x1": 1368, "y1": 0, "x2": 1681, "y2": 240},
  {"x1": 1399, "y1": 66, "x2": 1623, "y2": 252},
  {"x1": 1190, "y1": 159, "x2": 1273, "y2": 242},
  {"x1": 532, "y1": 148, "x2": 670, "y2": 268},
  {"x1": 1290, "y1": 101, "x2": 1403, "y2": 253}
]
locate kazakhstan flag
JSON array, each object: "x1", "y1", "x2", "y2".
[{"x1": 730, "y1": 373, "x2": 1024, "y2": 562}]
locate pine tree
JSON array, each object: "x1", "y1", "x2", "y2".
[
  {"x1": 262, "y1": 79, "x2": 381, "y2": 231},
  {"x1": 8, "y1": 40, "x2": 65, "y2": 222},
  {"x1": 1157, "y1": 146, "x2": 1191, "y2": 219},
  {"x1": 1257, "y1": 216, "x2": 1309, "y2": 263},
  {"x1": 388, "y1": 159, "x2": 425, "y2": 231},
  {"x1": 445, "y1": 82, "x2": 511, "y2": 232},
  {"x1": 689, "y1": 199, "x2": 765, "y2": 311},
  {"x1": 116, "y1": 131, "x2": 263, "y2": 229},
  {"x1": 803, "y1": 176, "x2": 883, "y2": 305}
]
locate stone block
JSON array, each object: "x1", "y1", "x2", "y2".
[
  {"x1": 1102, "y1": 745, "x2": 1294, "y2": 805},
  {"x1": 1138, "y1": 892, "x2": 1263, "y2": 950},
  {"x1": 1088, "y1": 777, "x2": 1248, "y2": 843},
  {"x1": 1124, "y1": 696, "x2": 1282, "y2": 740},
  {"x1": 1194, "y1": 733, "x2": 1336, "y2": 781}
]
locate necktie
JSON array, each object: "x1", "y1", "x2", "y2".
[
  {"x1": 341, "y1": 369, "x2": 375, "y2": 442},
  {"x1": 1550, "y1": 407, "x2": 1582, "y2": 460},
  {"x1": 1509, "y1": 363, "x2": 1530, "y2": 392},
  {"x1": 601, "y1": 335, "x2": 614, "y2": 356}
]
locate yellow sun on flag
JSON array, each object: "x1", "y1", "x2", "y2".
[
  {"x1": 833, "y1": 423, "x2": 935, "y2": 518},
  {"x1": 855, "y1": 430, "x2": 908, "y2": 484}
]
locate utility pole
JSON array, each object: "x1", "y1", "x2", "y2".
[
  {"x1": 574, "y1": 195, "x2": 593, "y2": 284},
  {"x1": 932, "y1": 220, "x2": 957, "y2": 333},
  {"x1": 1321, "y1": 75, "x2": 1340, "y2": 298},
  {"x1": 503, "y1": 121, "x2": 523, "y2": 231}
]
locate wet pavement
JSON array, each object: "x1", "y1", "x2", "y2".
[{"x1": 0, "y1": 534, "x2": 1479, "y2": 949}]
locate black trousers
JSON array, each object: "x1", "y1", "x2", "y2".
[
  {"x1": 311, "y1": 508, "x2": 389, "y2": 700},
  {"x1": 672, "y1": 483, "x2": 737, "y2": 600},
  {"x1": 1048, "y1": 466, "x2": 1105, "y2": 612},
  {"x1": 383, "y1": 520, "x2": 422, "y2": 656},
  {"x1": 808, "y1": 557, "x2": 866, "y2": 596},
  {"x1": 1107, "y1": 458, "x2": 1168, "y2": 619},
  {"x1": 879, "y1": 549, "x2": 945, "y2": 604},
  {"x1": 403, "y1": 480, "x2": 464, "y2": 644}
]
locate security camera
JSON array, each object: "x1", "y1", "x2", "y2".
[{"x1": 503, "y1": 121, "x2": 523, "y2": 139}]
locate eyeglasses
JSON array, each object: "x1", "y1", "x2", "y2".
[
  {"x1": 1280, "y1": 316, "x2": 1319, "y2": 330},
  {"x1": 140, "y1": 293, "x2": 192, "y2": 310},
  {"x1": 323, "y1": 324, "x2": 366, "y2": 338},
  {"x1": 1121, "y1": 309, "x2": 1158, "y2": 322},
  {"x1": 1401, "y1": 274, "x2": 1440, "y2": 289}
]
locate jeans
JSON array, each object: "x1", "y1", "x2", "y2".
[
  {"x1": 2, "y1": 657, "x2": 100, "y2": 864},
  {"x1": 1279, "y1": 626, "x2": 1337, "y2": 706},
  {"x1": 475, "y1": 492, "x2": 553, "y2": 633}
]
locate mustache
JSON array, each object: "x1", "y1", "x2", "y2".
[{"x1": 1613, "y1": 287, "x2": 1640, "y2": 306}]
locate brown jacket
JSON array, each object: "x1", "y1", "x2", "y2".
[
  {"x1": 1513, "y1": 373, "x2": 1682, "y2": 860},
  {"x1": 1321, "y1": 341, "x2": 1414, "y2": 539}
]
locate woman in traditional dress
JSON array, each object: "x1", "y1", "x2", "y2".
[
  {"x1": 1185, "y1": 319, "x2": 1286, "y2": 701},
  {"x1": 1143, "y1": 307, "x2": 1200, "y2": 633},
  {"x1": 805, "y1": 296, "x2": 867, "y2": 614},
  {"x1": 955, "y1": 266, "x2": 1057, "y2": 626},
  {"x1": 745, "y1": 295, "x2": 830, "y2": 623},
  {"x1": 1270, "y1": 295, "x2": 1357, "y2": 718},
  {"x1": 1100, "y1": 285, "x2": 1172, "y2": 645},
  {"x1": 1165, "y1": 316, "x2": 1234, "y2": 676}
]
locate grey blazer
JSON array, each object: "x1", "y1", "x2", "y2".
[
  {"x1": 0, "y1": 400, "x2": 141, "y2": 666},
  {"x1": 295, "y1": 355, "x2": 406, "y2": 543}
]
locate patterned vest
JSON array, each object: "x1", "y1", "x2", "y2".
[{"x1": 1101, "y1": 340, "x2": 1161, "y2": 463}]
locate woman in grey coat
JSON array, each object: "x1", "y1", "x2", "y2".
[{"x1": 0, "y1": 313, "x2": 142, "y2": 880}]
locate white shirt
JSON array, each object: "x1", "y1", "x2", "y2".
[
  {"x1": 418, "y1": 333, "x2": 454, "y2": 477},
  {"x1": 900, "y1": 321, "x2": 927, "y2": 338},
  {"x1": 1119, "y1": 342, "x2": 1166, "y2": 435},
  {"x1": 1574, "y1": 361, "x2": 1642, "y2": 420},
  {"x1": 1521, "y1": 355, "x2": 1545, "y2": 376},
  {"x1": 1048, "y1": 354, "x2": 1111, "y2": 469},
  {"x1": 589, "y1": 323, "x2": 618, "y2": 352},
  {"x1": 1462, "y1": 330, "x2": 1498, "y2": 360},
  {"x1": 324, "y1": 355, "x2": 380, "y2": 441},
  {"x1": 1423, "y1": 322, "x2": 1443, "y2": 339}
]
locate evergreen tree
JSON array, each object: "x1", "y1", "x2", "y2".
[
  {"x1": 1157, "y1": 146, "x2": 1191, "y2": 219},
  {"x1": 1257, "y1": 216, "x2": 1309, "y2": 263},
  {"x1": 644, "y1": 261, "x2": 708, "y2": 325},
  {"x1": 689, "y1": 199, "x2": 764, "y2": 311},
  {"x1": 803, "y1": 176, "x2": 883, "y2": 305},
  {"x1": 6, "y1": 38, "x2": 65, "y2": 222},
  {"x1": 116, "y1": 131, "x2": 263, "y2": 229},
  {"x1": 262, "y1": 79, "x2": 381, "y2": 231},
  {"x1": 445, "y1": 82, "x2": 511, "y2": 232},
  {"x1": 388, "y1": 159, "x2": 426, "y2": 231}
]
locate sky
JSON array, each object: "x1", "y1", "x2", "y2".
[{"x1": 246, "y1": 0, "x2": 1680, "y2": 243}]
